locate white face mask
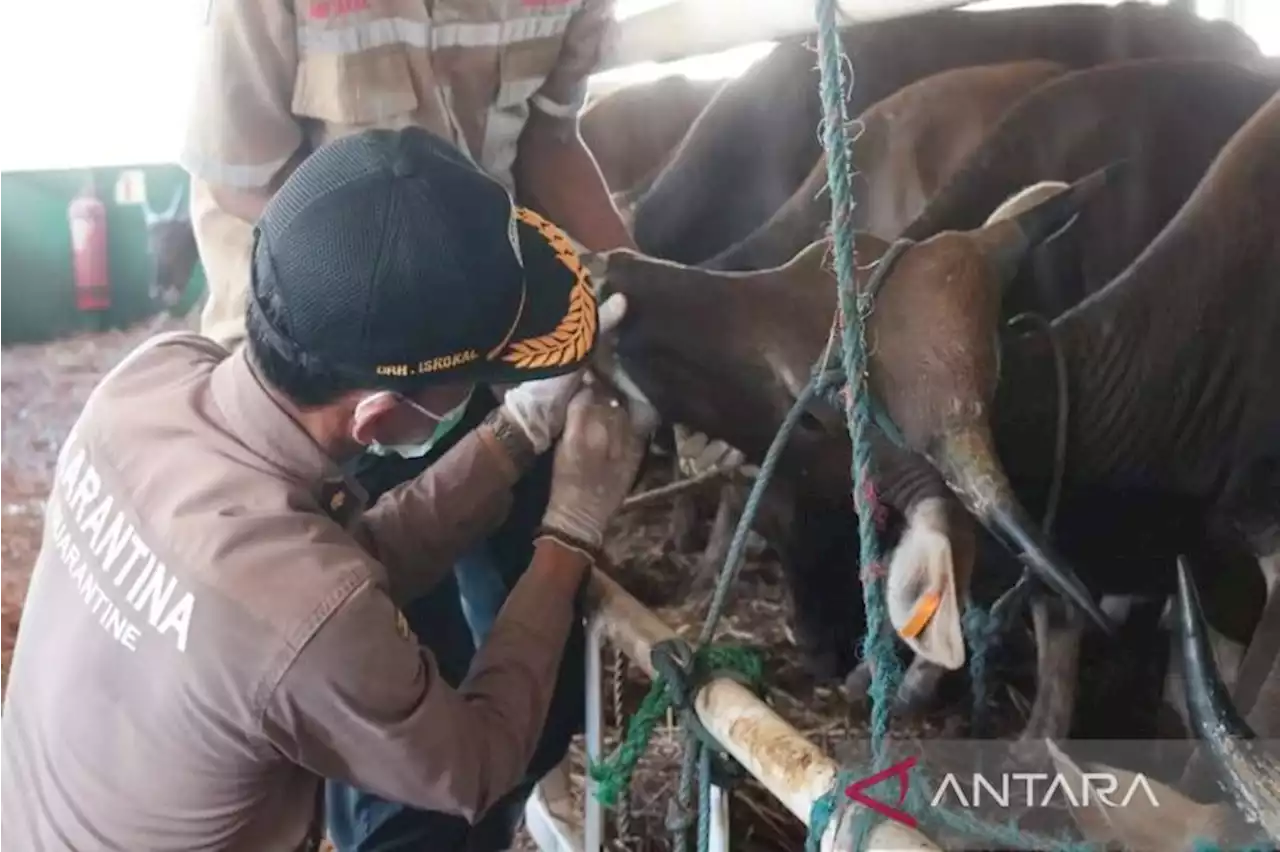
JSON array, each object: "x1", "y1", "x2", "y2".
[{"x1": 356, "y1": 389, "x2": 473, "y2": 459}]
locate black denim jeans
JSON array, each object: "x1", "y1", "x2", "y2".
[{"x1": 325, "y1": 389, "x2": 586, "y2": 851}]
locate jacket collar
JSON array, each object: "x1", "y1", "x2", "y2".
[{"x1": 210, "y1": 347, "x2": 369, "y2": 518}]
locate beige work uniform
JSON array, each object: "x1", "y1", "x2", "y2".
[
  {"x1": 0, "y1": 332, "x2": 582, "y2": 851},
  {"x1": 181, "y1": 0, "x2": 616, "y2": 349}
]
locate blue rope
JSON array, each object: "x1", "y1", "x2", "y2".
[
  {"x1": 963, "y1": 604, "x2": 999, "y2": 735},
  {"x1": 810, "y1": 0, "x2": 906, "y2": 847}
]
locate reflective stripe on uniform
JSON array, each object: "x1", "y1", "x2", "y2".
[
  {"x1": 297, "y1": 12, "x2": 578, "y2": 55},
  {"x1": 179, "y1": 150, "x2": 294, "y2": 190}
]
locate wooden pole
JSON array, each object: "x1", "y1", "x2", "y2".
[{"x1": 586, "y1": 571, "x2": 940, "y2": 851}]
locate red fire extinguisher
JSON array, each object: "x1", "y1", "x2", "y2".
[{"x1": 68, "y1": 178, "x2": 111, "y2": 312}]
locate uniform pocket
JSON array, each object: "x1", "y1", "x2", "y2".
[{"x1": 292, "y1": 47, "x2": 420, "y2": 127}]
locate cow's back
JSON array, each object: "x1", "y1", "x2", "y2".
[
  {"x1": 581, "y1": 75, "x2": 723, "y2": 194},
  {"x1": 901, "y1": 57, "x2": 1280, "y2": 318},
  {"x1": 631, "y1": 2, "x2": 1260, "y2": 265},
  {"x1": 706, "y1": 59, "x2": 1071, "y2": 271}
]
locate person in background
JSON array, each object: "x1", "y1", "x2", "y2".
[
  {"x1": 1, "y1": 126, "x2": 653, "y2": 852},
  {"x1": 179, "y1": 1, "x2": 636, "y2": 848}
]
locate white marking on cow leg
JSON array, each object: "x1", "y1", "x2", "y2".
[
  {"x1": 1020, "y1": 594, "x2": 1083, "y2": 745},
  {"x1": 1100, "y1": 594, "x2": 1137, "y2": 625},
  {"x1": 887, "y1": 498, "x2": 965, "y2": 670}
]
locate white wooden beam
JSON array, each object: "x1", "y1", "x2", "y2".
[
  {"x1": 600, "y1": 0, "x2": 976, "y2": 71},
  {"x1": 582, "y1": 571, "x2": 942, "y2": 852}
]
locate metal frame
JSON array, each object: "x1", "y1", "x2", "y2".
[{"x1": 525, "y1": 571, "x2": 942, "y2": 852}]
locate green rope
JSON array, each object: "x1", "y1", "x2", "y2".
[{"x1": 587, "y1": 645, "x2": 764, "y2": 807}]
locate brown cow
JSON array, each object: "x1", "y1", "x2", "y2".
[
  {"x1": 593, "y1": 57, "x2": 1280, "y2": 686},
  {"x1": 630, "y1": 1, "x2": 1260, "y2": 265},
  {"x1": 705, "y1": 59, "x2": 1070, "y2": 271},
  {"x1": 580, "y1": 74, "x2": 724, "y2": 196}
]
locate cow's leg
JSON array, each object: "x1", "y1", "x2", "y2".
[
  {"x1": 757, "y1": 487, "x2": 866, "y2": 680},
  {"x1": 1012, "y1": 593, "x2": 1083, "y2": 765},
  {"x1": 692, "y1": 482, "x2": 744, "y2": 594}
]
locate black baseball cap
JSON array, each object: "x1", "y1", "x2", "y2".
[{"x1": 247, "y1": 126, "x2": 599, "y2": 390}]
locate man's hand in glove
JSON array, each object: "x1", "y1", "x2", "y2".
[
  {"x1": 497, "y1": 293, "x2": 627, "y2": 454},
  {"x1": 538, "y1": 380, "x2": 652, "y2": 556}
]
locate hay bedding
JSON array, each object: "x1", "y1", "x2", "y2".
[{"x1": 0, "y1": 320, "x2": 1149, "y2": 851}]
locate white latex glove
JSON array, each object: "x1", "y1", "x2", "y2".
[
  {"x1": 673, "y1": 423, "x2": 746, "y2": 478},
  {"x1": 541, "y1": 379, "x2": 651, "y2": 549},
  {"x1": 499, "y1": 293, "x2": 627, "y2": 453}
]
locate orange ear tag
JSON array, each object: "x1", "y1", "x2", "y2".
[{"x1": 899, "y1": 590, "x2": 942, "y2": 640}]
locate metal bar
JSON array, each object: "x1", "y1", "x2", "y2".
[
  {"x1": 584, "y1": 616, "x2": 607, "y2": 851},
  {"x1": 599, "y1": 0, "x2": 976, "y2": 72},
  {"x1": 586, "y1": 571, "x2": 941, "y2": 851}
]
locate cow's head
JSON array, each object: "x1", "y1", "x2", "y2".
[
  {"x1": 586, "y1": 241, "x2": 856, "y2": 493},
  {"x1": 853, "y1": 165, "x2": 1127, "y2": 667},
  {"x1": 587, "y1": 166, "x2": 1123, "y2": 673},
  {"x1": 142, "y1": 182, "x2": 198, "y2": 310}
]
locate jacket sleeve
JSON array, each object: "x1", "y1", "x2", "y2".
[
  {"x1": 530, "y1": 0, "x2": 618, "y2": 119},
  {"x1": 349, "y1": 427, "x2": 521, "y2": 605},
  {"x1": 261, "y1": 570, "x2": 578, "y2": 822},
  {"x1": 180, "y1": 0, "x2": 303, "y2": 189}
]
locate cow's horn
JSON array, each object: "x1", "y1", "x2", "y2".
[
  {"x1": 985, "y1": 160, "x2": 1128, "y2": 283},
  {"x1": 1176, "y1": 557, "x2": 1280, "y2": 844},
  {"x1": 934, "y1": 427, "x2": 1115, "y2": 636}
]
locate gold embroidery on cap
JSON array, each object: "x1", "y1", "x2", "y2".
[{"x1": 501, "y1": 207, "x2": 598, "y2": 370}]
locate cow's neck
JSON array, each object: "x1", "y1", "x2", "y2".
[{"x1": 991, "y1": 186, "x2": 1276, "y2": 501}]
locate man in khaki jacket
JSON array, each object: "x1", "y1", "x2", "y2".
[
  {"x1": 1, "y1": 128, "x2": 651, "y2": 852},
  {"x1": 180, "y1": 2, "x2": 639, "y2": 846}
]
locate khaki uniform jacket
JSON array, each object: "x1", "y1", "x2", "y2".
[
  {"x1": 181, "y1": 0, "x2": 616, "y2": 349},
  {"x1": 0, "y1": 332, "x2": 581, "y2": 851}
]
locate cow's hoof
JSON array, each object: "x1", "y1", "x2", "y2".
[
  {"x1": 894, "y1": 661, "x2": 947, "y2": 716},
  {"x1": 842, "y1": 660, "x2": 943, "y2": 718}
]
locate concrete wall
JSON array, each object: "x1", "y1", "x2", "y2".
[{"x1": 1, "y1": 164, "x2": 205, "y2": 345}]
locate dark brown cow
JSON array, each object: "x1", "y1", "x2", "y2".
[
  {"x1": 705, "y1": 59, "x2": 1070, "y2": 271},
  {"x1": 580, "y1": 74, "x2": 724, "y2": 195},
  {"x1": 630, "y1": 1, "x2": 1260, "y2": 265},
  {"x1": 141, "y1": 182, "x2": 199, "y2": 313},
  {"x1": 593, "y1": 58, "x2": 1280, "y2": 683},
  {"x1": 852, "y1": 91, "x2": 1280, "y2": 839}
]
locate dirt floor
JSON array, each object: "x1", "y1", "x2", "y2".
[{"x1": 0, "y1": 320, "x2": 1178, "y2": 851}]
